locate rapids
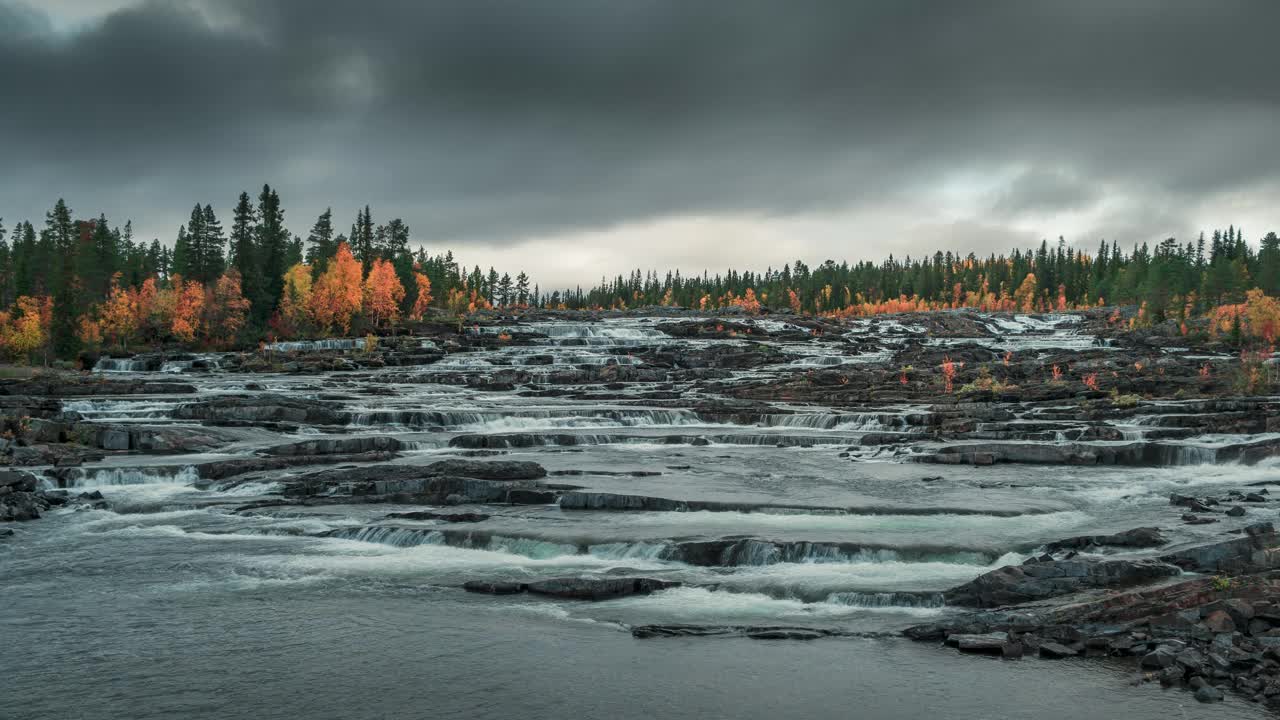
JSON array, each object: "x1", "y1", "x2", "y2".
[{"x1": 4, "y1": 311, "x2": 1276, "y2": 718}]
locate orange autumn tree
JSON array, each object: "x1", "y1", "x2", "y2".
[
  {"x1": 205, "y1": 270, "x2": 251, "y2": 346},
  {"x1": 169, "y1": 276, "x2": 207, "y2": 342},
  {"x1": 1013, "y1": 273, "x2": 1038, "y2": 313},
  {"x1": 134, "y1": 277, "x2": 161, "y2": 343},
  {"x1": 76, "y1": 314, "x2": 103, "y2": 349},
  {"x1": 409, "y1": 272, "x2": 433, "y2": 321},
  {"x1": 730, "y1": 288, "x2": 762, "y2": 314},
  {"x1": 310, "y1": 242, "x2": 363, "y2": 334},
  {"x1": 363, "y1": 258, "x2": 405, "y2": 330},
  {"x1": 1, "y1": 296, "x2": 49, "y2": 362},
  {"x1": 1210, "y1": 290, "x2": 1280, "y2": 345},
  {"x1": 100, "y1": 275, "x2": 139, "y2": 350}
]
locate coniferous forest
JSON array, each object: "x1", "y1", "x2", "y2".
[{"x1": 1, "y1": 186, "x2": 1278, "y2": 361}]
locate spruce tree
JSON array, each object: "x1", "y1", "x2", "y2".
[
  {"x1": 1259, "y1": 232, "x2": 1280, "y2": 296},
  {"x1": 172, "y1": 225, "x2": 192, "y2": 279},
  {"x1": 255, "y1": 184, "x2": 288, "y2": 320},
  {"x1": 200, "y1": 204, "x2": 225, "y2": 282},
  {"x1": 229, "y1": 191, "x2": 261, "y2": 320},
  {"x1": 46, "y1": 199, "x2": 79, "y2": 357},
  {"x1": 304, "y1": 208, "x2": 335, "y2": 271},
  {"x1": 352, "y1": 205, "x2": 375, "y2": 273}
]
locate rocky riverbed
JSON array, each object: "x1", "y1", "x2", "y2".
[{"x1": 3, "y1": 308, "x2": 1278, "y2": 716}]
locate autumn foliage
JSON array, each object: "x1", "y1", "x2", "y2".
[
  {"x1": 310, "y1": 242, "x2": 364, "y2": 334},
  {"x1": 363, "y1": 258, "x2": 405, "y2": 329}
]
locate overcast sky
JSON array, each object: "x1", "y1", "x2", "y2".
[{"x1": 3, "y1": 0, "x2": 1278, "y2": 288}]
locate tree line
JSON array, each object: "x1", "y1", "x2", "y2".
[
  {"x1": 0, "y1": 187, "x2": 539, "y2": 360},
  {"x1": 0, "y1": 186, "x2": 1276, "y2": 361},
  {"x1": 565, "y1": 228, "x2": 1280, "y2": 320}
]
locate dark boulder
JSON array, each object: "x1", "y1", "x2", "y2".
[
  {"x1": 1045, "y1": 527, "x2": 1167, "y2": 553},
  {"x1": 943, "y1": 558, "x2": 1182, "y2": 608},
  {"x1": 462, "y1": 581, "x2": 526, "y2": 595},
  {"x1": 385, "y1": 511, "x2": 490, "y2": 523},
  {"x1": 525, "y1": 577, "x2": 679, "y2": 601}
]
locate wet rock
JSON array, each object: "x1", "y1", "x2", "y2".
[
  {"x1": 385, "y1": 511, "x2": 490, "y2": 523},
  {"x1": 1046, "y1": 527, "x2": 1167, "y2": 553},
  {"x1": 99, "y1": 428, "x2": 130, "y2": 451},
  {"x1": 1141, "y1": 646, "x2": 1179, "y2": 669},
  {"x1": 1160, "y1": 523, "x2": 1279, "y2": 573},
  {"x1": 0, "y1": 377, "x2": 195, "y2": 396},
  {"x1": 0, "y1": 491, "x2": 46, "y2": 521},
  {"x1": 423, "y1": 459, "x2": 546, "y2": 481},
  {"x1": 944, "y1": 558, "x2": 1182, "y2": 608},
  {"x1": 631, "y1": 625, "x2": 737, "y2": 639},
  {"x1": 504, "y1": 489, "x2": 557, "y2": 505},
  {"x1": 1194, "y1": 685, "x2": 1225, "y2": 703},
  {"x1": 1038, "y1": 642, "x2": 1078, "y2": 658},
  {"x1": 1204, "y1": 611, "x2": 1236, "y2": 634},
  {"x1": 1183, "y1": 514, "x2": 1218, "y2": 525},
  {"x1": 22, "y1": 418, "x2": 69, "y2": 444},
  {"x1": 0, "y1": 470, "x2": 38, "y2": 493},
  {"x1": 172, "y1": 395, "x2": 344, "y2": 425},
  {"x1": 524, "y1": 577, "x2": 679, "y2": 601},
  {"x1": 949, "y1": 633, "x2": 1008, "y2": 654},
  {"x1": 745, "y1": 628, "x2": 825, "y2": 641},
  {"x1": 1227, "y1": 505, "x2": 1247, "y2": 517},
  {"x1": 462, "y1": 581, "x2": 526, "y2": 595}
]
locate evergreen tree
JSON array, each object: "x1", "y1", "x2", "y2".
[
  {"x1": 1258, "y1": 232, "x2": 1280, "y2": 296},
  {"x1": 255, "y1": 185, "x2": 289, "y2": 321},
  {"x1": 351, "y1": 205, "x2": 375, "y2": 273},
  {"x1": 200, "y1": 204, "x2": 225, "y2": 282},
  {"x1": 515, "y1": 271, "x2": 530, "y2": 305},
  {"x1": 304, "y1": 208, "x2": 336, "y2": 271},
  {"x1": 46, "y1": 199, "x2": 79, "y2": 357},
  {"x1": 172, "y1": 224, "x2": 192, "y2": 279}
]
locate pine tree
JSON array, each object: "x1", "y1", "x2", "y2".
[
  {"x1": 172, "y1": 222, "x2": 193, "y2": 280},
  {"x1": 515, "y1": 271, "x2": 530, "y2": 305},
  {"x1": 9, "y1": 222, "x2": 37, "y2": 298},
  {"x1": 304, "y1": 208, "x2": 336, "y2": 271},
  {"x1": 86, "y1": 214, "x2": 117, "y2": 300},
  {"x1": 1258, "y1": 232, "x2": 1280, "y2": 297},
  {"x1": 200, "y1": 204, "x2": 225, "y2": 282},
  {"x1": 46, "y1": 199, "x2": 79, "y2": 357},
  {"x1": 229, "y1": 192, "x2": 259, "y2": 315},
  {"x1": 497, "y1": 273, "x2": 513, "y2": 306},
  {"x1": 351, "y1": 206, "x2": 375, "y2": 273},
  {"x1": 254, "y1": 185, "x2": 288, "y2": 321}
]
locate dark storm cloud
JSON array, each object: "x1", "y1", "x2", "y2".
[{"x1": 2, "y1": 0, "x2": 1278, "y2": 248}]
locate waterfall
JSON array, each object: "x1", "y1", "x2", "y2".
[
  {"x1": 327, "y1": 526, "x2": 445, "y2": 547},
  {"x1": 587, "y1": 542, "x2": 671, "y2": 561},
  {"x1": 264, "y1": 338, "x2": 368, "y2": 352},
  {"x1": 62, "y1": 466, "x2": 200, "y2": 488}
]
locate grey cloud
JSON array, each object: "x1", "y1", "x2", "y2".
[
  {"x1": 1, "y1": 0, "x2": 1278, "y2": 251},
  {"x1": 992, "y1": 169, "x2": 1099, "y2": 217}
]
